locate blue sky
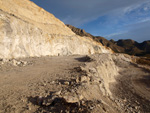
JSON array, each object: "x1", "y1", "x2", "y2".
[{"x1": 30, "y1": 0, "x2": 150, "y2": 42}]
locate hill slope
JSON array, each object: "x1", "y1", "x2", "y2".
[
  {"x1": 66, "y1": 24, "x2": 150, "y2": 57},
  {"x1": 0, "y1": 0, "x2": 111, "y2": 59}
]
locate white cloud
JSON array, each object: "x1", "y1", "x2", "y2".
[
  {"x1": 106, "y1": 21, "x2": 150, "y2": 42},
  {"x1": 31, "y1": 0, "x2": 150, "y2": 42},
  {"x1": 32, "y1": 0, "x2": 148, "y2": 26},
  {"x1": 105, "y1": 31, "x2": 128, "y2": 38}
]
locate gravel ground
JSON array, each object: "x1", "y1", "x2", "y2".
[{"x1": 0, "y1": 54, "x2": 150, "y2": 113}]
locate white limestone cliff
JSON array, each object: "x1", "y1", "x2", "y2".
[{"x1": 0, "y1": 0, "x2": 112, "y2": 59}]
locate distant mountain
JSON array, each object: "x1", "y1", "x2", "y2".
[{"x1": 66, "y1": 24, "x2": 150, "y2": 57}]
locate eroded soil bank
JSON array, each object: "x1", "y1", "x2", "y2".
[{"x1": 0, "y1": 54, "x2": 150, "y2": 113}]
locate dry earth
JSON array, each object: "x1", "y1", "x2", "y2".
[{"x1": 0, "y1": 54, "x2": 150, "y2": 113}]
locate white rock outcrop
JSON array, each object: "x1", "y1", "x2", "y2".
[
  {"x1": 0, "y1": 0, "x2": 112, "y2": 59},
  {"x1": 82, "y1": 54, "x2": 132, "y2": 96}
]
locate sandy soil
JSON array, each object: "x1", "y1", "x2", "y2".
[
  {"x1": 0, "y1": 55, "x2": 85, "y2": 113},
  {"x1": 112, "y1": 63, "x2": 150, "y2": 112},
  {"x1": 0, "y1": 54, "x2": 150, "y2": 113}
]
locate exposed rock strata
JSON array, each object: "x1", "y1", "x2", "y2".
[{"x1": 0, "y1": 0, "x2": 111, "y2": 59}]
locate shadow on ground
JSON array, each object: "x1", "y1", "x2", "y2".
[
  {"x1": 74, "y1": 56, "x2": 93, "y2": 62},
  {"x1": 27, "y1": 95, "x2": 91, "y2": 113}
]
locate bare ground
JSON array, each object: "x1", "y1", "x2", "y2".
[
  {"x1": 0, "y1": 55, "x2": 86, "y2": 113},
  {"x1": 111, "y1": 63, "x2": 150, "y2": 112},
  {"x1": 0, "y1": 54, "x2": 150, "y2": 113}
]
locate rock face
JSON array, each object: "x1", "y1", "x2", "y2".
[
  {"x1": 66, "y1": 24, "x2": 93, "y2": 38},
  {"x1": 0, "y1": 0, "x2": 111, "y2": 59}
]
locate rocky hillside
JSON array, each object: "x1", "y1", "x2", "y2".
[
  {"x1": 66, "y1": 24, "x2": 150, "y2": 57},
  {"x1": 0, "y1": 0, "x2": 111, "y2": 59}
]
